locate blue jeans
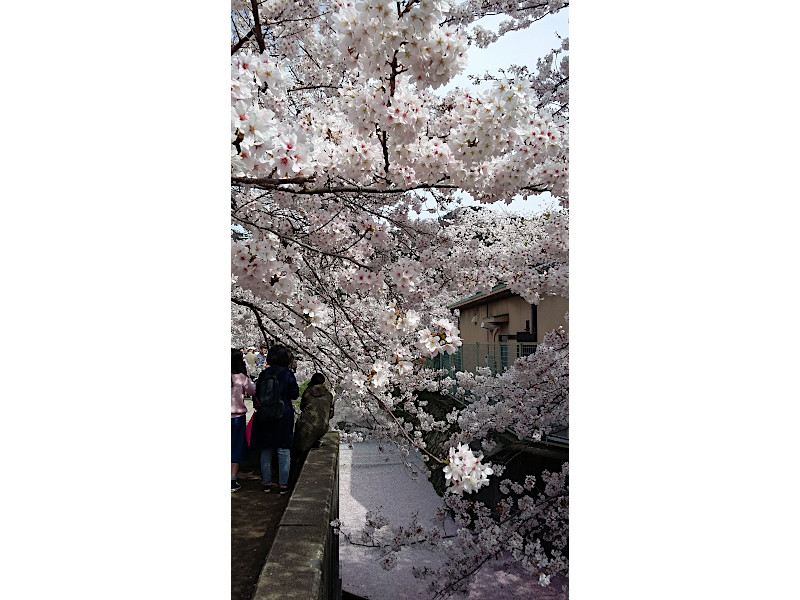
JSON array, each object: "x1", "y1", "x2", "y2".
[
  {"x1": 261, "y1": 447, "x2": 291, "y2": 486},
  {"x1": 231, "y1": 416, "x2": 247, "y2": 464}
]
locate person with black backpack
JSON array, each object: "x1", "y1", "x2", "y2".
[{"x1": 249, "y1": 345, "x2": 299, "y2": 494}]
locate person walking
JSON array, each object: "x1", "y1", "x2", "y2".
[
  {"x1": 231, "y1": 348, "x2": 255, "y2": 492},
  {"x1": 244, "y1": 346, "x2": 258, "y2": 377},
  {"x1": 250, "y1": 345, "x2": 299, "y2": 495},
  {"x1": 290, "y1": 373, "x2": 335, "y2": 488}
]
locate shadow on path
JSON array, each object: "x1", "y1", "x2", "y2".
[{"x1": 231, "y1": 449, "x2": 289, "y2": 600}]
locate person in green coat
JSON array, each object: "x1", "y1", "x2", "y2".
[
  {"x1": 289, "y1": 373, "x2": 335, "y2": 487},
  {"x1": 294, "y1": 373, "x2": 335, "y2": 452}
]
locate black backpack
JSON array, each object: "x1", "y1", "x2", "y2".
[{"x1": 254, "y1": 367, "x2": 287, "y2": 424}]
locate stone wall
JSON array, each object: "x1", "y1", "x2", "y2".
[{"x1": 252, "y1": 431, "x2": 341, "y2": 600}]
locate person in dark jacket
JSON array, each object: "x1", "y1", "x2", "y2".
[
  {"x1": 289, "y1": 373, "x2": 335, "y2": 487},
  {"x1": 250, "y1": 345, "x2": 299, "y2": 494}
]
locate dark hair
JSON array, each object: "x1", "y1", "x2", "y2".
[
  {"x1": 231, "y1": 348, "x2": 248, "y2": 375},
  {"x1": 309, "y1": 373, "x2": 326, "y2": 386},
  {"x1": 266, "y1": 344, "x2": 292, "y2": 367}
]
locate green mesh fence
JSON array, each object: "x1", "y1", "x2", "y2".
[{"x1": 426, "y1": 342, "x2": 538, "y2": 378}]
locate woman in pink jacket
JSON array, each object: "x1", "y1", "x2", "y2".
[{"x1": 231, "y1": 348, "x2": 255, "y2": 492}]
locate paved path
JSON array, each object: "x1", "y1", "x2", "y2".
[{"x1": 231, "y1": 399, "x2": 289, "y2": 600}]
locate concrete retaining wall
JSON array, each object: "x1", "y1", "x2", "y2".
[{"x1": 252, "y1": 431, "x2": 341, "y2": 600}]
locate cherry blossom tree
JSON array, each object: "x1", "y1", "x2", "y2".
[{"x1": 231, "y1": 0, "x2": 569, "y2": 594}]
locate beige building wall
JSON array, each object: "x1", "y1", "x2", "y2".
[
  {"x1": 537, "y1": 295, "x2": 569, "y2": 342},
  {"x1": 458, "y1": 295, "x2": 568, "y2": 344}
]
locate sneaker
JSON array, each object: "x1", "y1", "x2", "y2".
[
  {"x1": 279, "y1": 485, "x2": 289, "y2": 495},
  {"x1": 231, "y1": 480, "x2": 241, "y2": 492},
  {"x1": 263, "y1": 483, "x2": 272, "y2": 493}
]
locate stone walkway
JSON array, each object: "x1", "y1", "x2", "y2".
[
  {"x1": 231, "y1": 443, "x2": 290, "y2": 600},
  {"x1": 231, "y1": 399, "x2": 290, "y2": 600}
]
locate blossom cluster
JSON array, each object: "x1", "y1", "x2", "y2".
[
  {"x1": 378, "y1": 304, "x2": 421, "y2": 337},
  {"x1": 341, "y1": 360, "x2": 392, "y2": 393},
  {"x1": 341, "y1": 78, "x2": 431, "y2": 147},
  {"x1": 450, "y1": 328, "x2": 569, "y2": 444},
  {"x1": 442, "y1": 443, "x2": 494, "y2": 495},
  {"x1": 333, "y1": 0, "x2": 468, "y2": 89},
  {"x1": 433, "y1": 207, "x2": 569, "y2": 304},
  {"x1": 296, "y1": 296, "x2": 327, "y2": 336},
  {"x1": 445, "y1": 80, "x2": 569, "y2": 203},
  {"x1": 386, "y1": 257, "x2": 422, "y2": 295},
  {"x1": 415, "y1": 318, "x2": 462, "y2": 357},
  {"x1": 341, "y1": 266, "x2": 386, "y2": 295},
  {"x1": 231, "y1": 50, "x2": 320, "y2": 180},
  {"x1": 231, "y1": 235, "x2": 298, "y2": 302}
]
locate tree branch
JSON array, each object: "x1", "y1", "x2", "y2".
[
  {"x1": 250, "y1": 0, "x2": 266, "y2": 53},
  {"x1": 232, "y1": 175, "x2": 551, "y2": 197},
  {"x1": 233, "y1": 175, "x2": 315, "y2": 186},
  {"x1": 232, "y1": 175, "x2": 462, "y2": 195},
  {"x1": 231, "y1": 28, "x2": 255, "y2": 55},
  {"x1": 379, "y1": 130, "x2": 390, "y2": 174},
  {"x1": 288, "y1": 84, "x2": 340, "y2": 92},
  {"x1": 231, "y1": 297, "x2": 279, "y2": 346},
  {"x1": 231, "y1": 214, "x2": 373, "y2": 269}
]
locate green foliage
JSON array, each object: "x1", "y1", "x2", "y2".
[{"x1": 295, "y1": 379, "x2": 311, "y2": 411}]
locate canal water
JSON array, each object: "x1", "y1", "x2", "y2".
[{"x1": 338, "y1": 442, "x2": 567, "y2": 600}]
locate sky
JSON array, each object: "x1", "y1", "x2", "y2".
[{"x1": 446, "y1": 10, "x2": 569, "y2": 92}]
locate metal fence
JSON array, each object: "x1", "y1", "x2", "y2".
[{"x1": 427, "y1": 342, "x2": 538, "y2": 377}]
